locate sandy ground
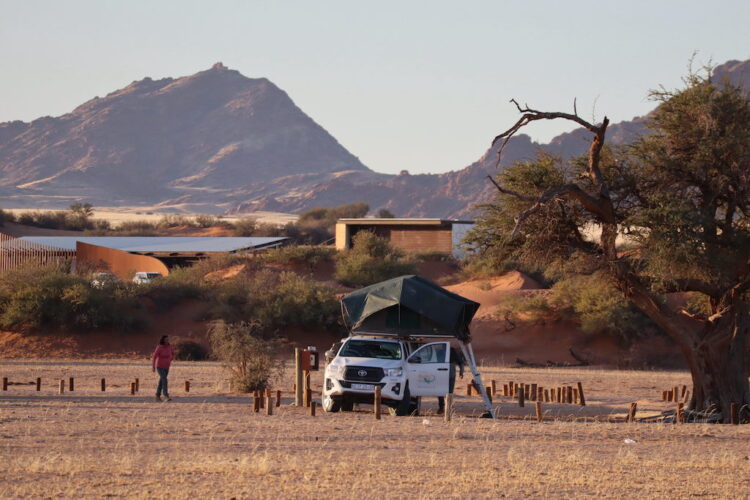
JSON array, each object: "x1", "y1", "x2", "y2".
[{"x1": 1, "y1": 360, "x2": 748, "y2": 499}]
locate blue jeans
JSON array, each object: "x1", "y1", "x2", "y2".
[{"x1": 156, "y1": 367, "x2": 169, "y2": 397}]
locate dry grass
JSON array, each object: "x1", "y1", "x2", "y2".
[{"x1": 1, "y1": 360, "x2": 749, "y2": 499}]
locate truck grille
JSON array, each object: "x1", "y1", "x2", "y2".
[{"x1": 345, "y1": 366, "x2": 384, "y2": 382}]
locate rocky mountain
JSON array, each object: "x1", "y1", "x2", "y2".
[{"x1": 1, "y1": 59, "x2": 748, "y2": 218}]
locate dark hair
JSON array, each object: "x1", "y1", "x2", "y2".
[{"x1": 159, "y1": 335, "x2": 169, "y2": 345}]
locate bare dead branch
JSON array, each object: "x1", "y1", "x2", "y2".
[{"x1": 485, "y1": 175, "x2": 535, "y2": 202}]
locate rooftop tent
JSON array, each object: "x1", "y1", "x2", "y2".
[{"x1": 340, "y1": 275, "x2": 480, "y2": 341}]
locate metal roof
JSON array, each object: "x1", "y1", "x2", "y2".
[
  {"x1": 337, "y1": 218, "x2": 474, "y2": 226},
  {"x1": 18, "y1": 236, "x2": 287, "y2": 253}
]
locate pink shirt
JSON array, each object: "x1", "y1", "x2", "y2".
[{"x1": 151, "y1": 345, "x2": 174, "y2": 369}]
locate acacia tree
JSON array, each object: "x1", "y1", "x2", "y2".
[{"x1": 481, "y1": 71, "x2": 750, "y2": 422}]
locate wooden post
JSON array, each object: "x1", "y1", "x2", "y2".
[
  {"x1": 573, "y1": 388, "x2": 579, "y2": 404},
  {"x1": 36, "y1": 377, "x2": 41, "y2": 392},
  {"x1": 627, "y1": 402, "x2": 637, "y2": 423},
  {"x1": 530, "y1": 384, "x2": 538, "y2": 401},
  {"x1": 276, "y1": 390, "x2": 281, "y2": 407},
  {"x1": 508, "y1": 380, "x2": 514, "y2": 396},
  {"x1": 184, "y1": 380, "x2": 190, "y2": 393},
  {"x1": 730, "y1": 402, "x2": 739, "y2": 425},
  {"x1": 374, "y1": 386, "x2": 382, "y2": 420},
  {"x1": 310, "y1": 401, "x2": 316, "y2": 417},
  {"x1": 535, "y1": 401, "x2": 543, "y2": 423},
  {"x1": 662, "y1": 390, "x2": 667, "y2": 401},
  {"x1": 556, "y1": 387, "x2": 562, "y2": 403},
  {"x1": 676, "y1": 402, "x2": 684, "y2": 424},
  {"x1": 266, "y1": 396, "x2": 273, "y2": 415},
  {"x1": 135, "y1": 378, "x2": 140, "y2": 392},
  {"x1": 68, "y1": 377, "x2": 74, "y2": 392},
  {"x1": 566, "y1": 386, "x2": 573, "y2": 404},
  {"x1": 59, "y1": 379, "x2": 64, "y2": 394},
  {"x1": 484, "y1": 386, "x2": 492, "y2": 403},
  {"x1": 524, "y1": 384, "x2": 531, "y2": 400},
  {"x1": 294, "y1": 348, "x2": 304, "y2": 407},
  {"x1": 517, "y1": 386, "x2": 525, "y2": 408},
  {"x1": 130, "y1": 382, "x2": 135, "y2": 395},
  {"x1": 503, "y1": 384, "x2": 509, "y2": 397},
  {"x1": 543, "y1": 389, "x2": 549, "y2": 402},
  {"x1": 444, "y1": 394, "x2": 453, "y2": 422},
  {"x1": 577, "y1": 382, "x2": 586, "y2": 406},
  {"x1": 537, "y1": 386, "x2": 543, "y2": 402},
  {"x1": 673, "y1": 386, "x2": 679, "y2": 404},
  {"x1": 1, "y1": 377, "x2": 7, "y2": 391},
  {"x1": 253, "y1": 395, "x2": 260, "y2": 413},
  {"x1": 304, "y1": 371, "x2": 311, "y2": 408},
  {"x1": 466, "y1": 383, "x2": 472, "y2": 396},
  {"x1": 259, "y1": 392, "x2": 265, "y2": 408},
  {"x1": 491, "y1": 380, "x2": 497, "y2": 396},
  {"x1": 101, "y1": 378, "x2": 106, "y2": 391},
  {"x1": 681, "y1": 385, "x2": 687, "y2": 398},
  {"x1": 683, "y1": 390, "x2": 690, "y2": 404}
]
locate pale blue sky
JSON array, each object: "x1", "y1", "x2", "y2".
[{"x1": 1, "y1": 1, "x2": 749, "y2": 174}]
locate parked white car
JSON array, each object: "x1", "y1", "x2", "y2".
[
  {"x1": 132, "y1": 272, "x2": 162, "y2": 284},
  {"x1": 322, "y1": 335, "x2": 454, "y2": 416},
  {"x1": 91, "y1": 272, "x2": 119, "y2": 288}
]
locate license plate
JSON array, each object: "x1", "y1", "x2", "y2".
[{"x1": 351, "y1": 383, "x2": 375, "y2": 391}]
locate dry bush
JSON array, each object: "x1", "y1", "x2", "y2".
[{"x1": 208, "y1": 320, "x2": 282, "y2": 392}]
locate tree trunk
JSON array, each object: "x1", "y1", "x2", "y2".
[{"x1": 682, "y1": 305, "x2": 750, "y2": 422}]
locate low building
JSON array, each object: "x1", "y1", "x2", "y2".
[
  {"x1": 16, "y1": 236, "x2": 287, "y2": 279},
  {"x1": 335, "y1": 218, "x2": 474, "y2": 258}
]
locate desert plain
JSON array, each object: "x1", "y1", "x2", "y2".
[{"x1": 1, "y1": 359, "x2": 749, "y2": 499}]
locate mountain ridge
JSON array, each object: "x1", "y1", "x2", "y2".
[{"x1": 1, "y1": 59, "x2": 748, "y2": 217}]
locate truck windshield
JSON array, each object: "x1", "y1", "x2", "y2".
[{"x1": 339, "y1": 340, "x2": 402, "y2": 360}]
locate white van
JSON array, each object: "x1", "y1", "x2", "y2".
[{"x1": 132, "y1": 272, "x2": 162, "y2": 284}]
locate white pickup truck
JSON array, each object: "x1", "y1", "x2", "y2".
[{"x1": 322, "y1": 335, "x2": 457, "y2": 416}]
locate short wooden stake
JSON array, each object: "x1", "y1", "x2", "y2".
[
  {"x1": 253, "y1": 395, "x2": 260, "y2": 413},
  {"x1": 530, "y1": 384, "x2": 538, "y2": 401},
  {"x1": 266, "y1": 397, "x2": 272, "y2": 415},
  {"x1": 130, "y1": 382, "x2": 135, "y2": 395},
  {"x1": 730, "y1": 402, "x2": 739, "y2": 425},
  {"x1": 485, "y1": 386, "x2": 492, "y2": 403},
  {"x1": 681, "y1": 385, "x2": 687, "y2": 398},
  {"x1": 310, "y1": 400, "x2": 316, "y2": 417},
  {"x1": 491, "y1": 380, "x2": 497, "y2": 396},
  {"x1": 508, "y1": 380, "x2": 514, "y2": 396},
  {"x1": 259, "y1": 392, "x2": 265, "y2": 408},
  {"x1": 566, "y1": 386, "x2": 573, "y2": 404},
  {"x1": 524, "y1": 384, "x2": 531, "y2": 400},
  {"x1": 683, "y1": 390, "x2": 690, "y2": 404},
  {"x1": 673, "y1": 386, "x2": 679, "y2": 404},
  {"x1": 69, "y1": 377, "x2": 74, "y2": 392},
  {"x1": 276, "y1": 390, "x2": 281, "y2": 407},
  {"x1": 543, "y1": 389, "x2": 549, "y2": 402},
  {"x1": 2, "y1": 377, "x2": 7, "y2": 391},
  {"x1": 36, "y1": 377, "x2": 41, "y2": 392},
  {"x1": 535, "y1": 401, "x2": 543, "y2": 423},
  {"x1": 100, "y1": 378, "x2": 106, "y2": 391},
  {"x1": 466, "y1": 383, "x2": 472, "y2": 396},
  {"x1": 573, "y1": 388, "x2": 579, "y2": 404},
  {"x1": 517, "y1": 386, "x2": 525, "y2": 408},
  {"x1": 59, "y1": 379, "x2": 64, "y2": 394},
  {"x1": 556, "y1": 387, "x2": 562, "y2": 403},
  {"x1": 537, "y1": 386, "x2": 543, "y2": 402},
  {"x1": 374, "y1": 386, "x2": 382, "y2": 420},
  {"x1": 577, "y1": 382, "x2": 586, "y2": 406},
  {"x1": 444, "y1": 393, "x2": 453, "y2": 422},
  {"x1": 676, "y1": 402, "x2": 684, "y2": 424},
  {"x1": 627, "y1": 402, "x2": 637, "y2": 423},
  {"x1": 184, "y1": 380, "x2": 190, "y2": 393},
  {"x1": 135, "y1": 378, "x2": 140, "y2": 392},
  {"x1": 662, "y1": 390, "x2": 668, "y2": 401},
  {"x1": 294, "y1": 348, "x2": 303, "y2": 407},
  {"x1": 304, "y1": 371, "x2": 311, "y2": 407},
  {"x1": 503, "y1": 384, "x2": 509, "y2": 397}
]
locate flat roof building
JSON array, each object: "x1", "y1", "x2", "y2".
[{"x1": 335, "y1": 218, "x2": 474, "y2": 258}]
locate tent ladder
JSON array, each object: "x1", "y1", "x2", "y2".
[{"x1": 458, "y1": 340, "x2": 495, "y2": 418}]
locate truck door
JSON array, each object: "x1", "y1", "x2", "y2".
[{"x1": 406, "y1": 342, "x2": 450, "y2": 397}]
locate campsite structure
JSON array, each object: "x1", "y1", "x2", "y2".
[{"x1": 324, "y1": 275, "x2": 494, "y2": 416}]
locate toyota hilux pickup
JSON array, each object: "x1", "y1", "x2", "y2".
[{"x1": 322, "y1": 335, "x2": 456, "y2": 415}]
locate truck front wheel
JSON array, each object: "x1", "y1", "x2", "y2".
[
  {"x1": 322, "y1": 394, "x2": 342, "y2": 413},
  {"x1": 395, "y1": 385, "x2": 415, "y2": 416}
]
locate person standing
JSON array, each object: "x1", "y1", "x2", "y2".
[
  {"x1": 151, "y1": 335, "x2": 175, "y2": 402},
  {"x1": 437, "y1": 346, "x2": 466, "y2": 414}
]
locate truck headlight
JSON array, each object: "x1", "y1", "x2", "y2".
[
  {"x1": 383, "y1": 368, "x2": 403, "y2": 377},
  {"x1": 329, "y1": 364, "x2": 346, "y2": 378}
]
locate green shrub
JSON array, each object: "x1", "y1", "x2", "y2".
[
  {"x1": 208, "y1": 320, "x2": 283, "y2": 392},
  {"x1": 258, "y1": 246, "x2": 336, "y2": 271},
  {"x1": 172, "y1": 338, "x2": 210, "y2": 361},
  {"x1": 334, "y1": 232, "x2": 416, "y2": 287},
  {"x1": 111, "y1": 219, "x2": 159, "y2": 235},
  {"x1": 232, "y1": 218, "x2": 257, "y2": 236},
  {"x1": 158, "y1": 214, "x2": 195, "y2": 228},
  {"x1": 210, "y1": 270, "x2": 340, "y2": 332},
  {"x1": 194, "y1": 214, "x2": 220, "y2": 228},
  {"x1": 0, "y1": 264, "x2": 145, "y2": 331}
]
